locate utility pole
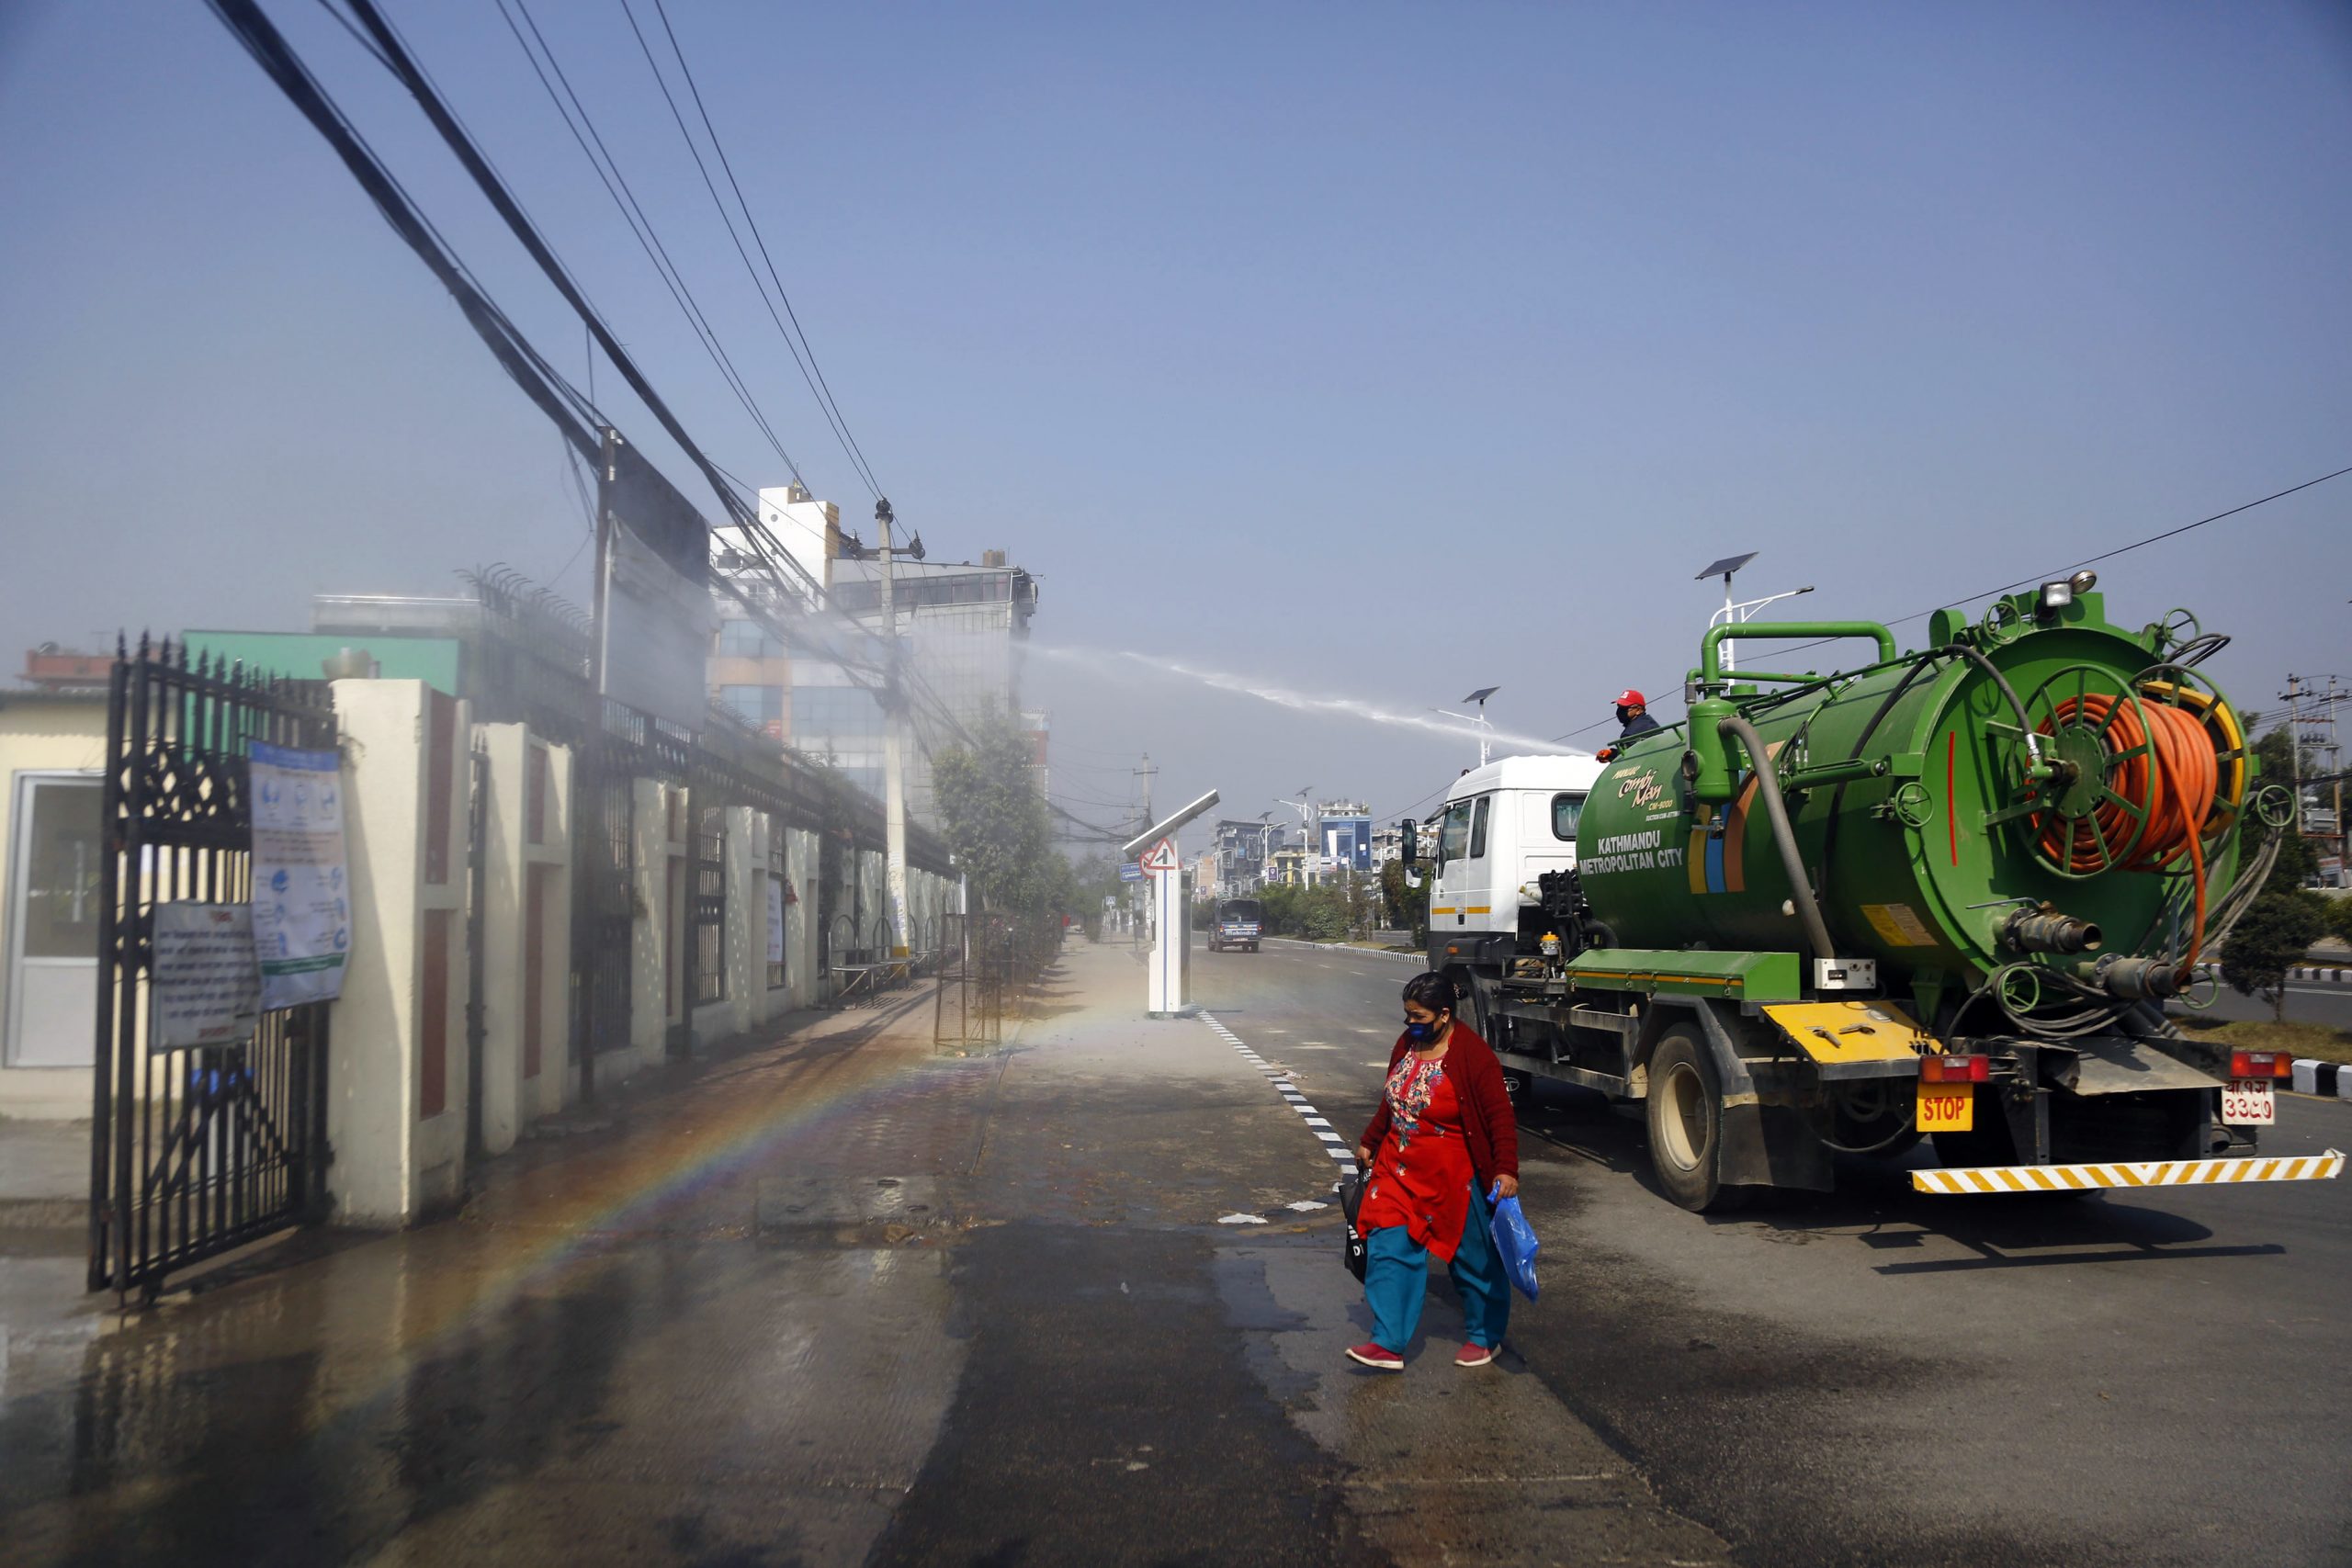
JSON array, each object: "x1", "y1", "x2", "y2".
[
  {"x1": 1132, "y1": 753, "x2": 1157, "y2": 940},
  {"x1": 2284, "y1": 672, "x2": 2350, "y2": 886},
  {"x1": 876, "y1": 498, "x2": 910, "y2": 958},
  {"x1": 590, "y1": 425, "x2": 620, "y2": 697},
  {"x1": 1276, "y1": 789, "x2": 1317, "y2": 886}
]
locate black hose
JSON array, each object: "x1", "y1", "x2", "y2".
[
  {"x1": 1939, "y1": 643, "x2": 2041, "y2": 766},
  {"x1": 1719, "y1": 713, "x2": 1838, "y2": 967},
  {"x1": 1821, "y1": 651, "x2": 1941, "y2": 874}
]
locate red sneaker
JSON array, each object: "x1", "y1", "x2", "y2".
[
  {"x1": 1346, "y1": 1342, "x2": 1405, "y2": 1371},
  {"x1": 1455, "y1": 1342, "x2": 1496, "y2": 1368}
]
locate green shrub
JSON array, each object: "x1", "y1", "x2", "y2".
[{"x1": 2222, "y1": 891, "x2": 2329, "y2": 1022}]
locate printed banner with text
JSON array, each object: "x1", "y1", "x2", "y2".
[{"x1": 250, "y1": 741, "x2": 352, "y2": 1011}]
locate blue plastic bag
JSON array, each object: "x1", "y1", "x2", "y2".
[{"x1": 1487, "y1": 1185, "x2": 1540, "y2": 1301}]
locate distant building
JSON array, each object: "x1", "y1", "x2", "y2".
[
  {"x1": 709, "y1": 487, "x2": 1040, "y2": 829},
  {"x1": 1212, "y1": 818, "x2": 1276, "y2": 896},
  {"x1": 18, "y1": 646, "x2": 116, "y2": 693},
  {"x1": 1318, "y1": 802, "x2": 1374, "y2": 874}
]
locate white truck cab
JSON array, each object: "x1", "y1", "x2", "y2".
[{"x1": 1424, "y1": 753, "x2": 1606, "y2": 953}]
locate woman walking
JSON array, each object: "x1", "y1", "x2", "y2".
[{"x1": 1349, "y1": 971, "x2": 1520, "y2": 1371}]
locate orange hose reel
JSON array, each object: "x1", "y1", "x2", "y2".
[{"x1": 2033, "y1": 693, "x2": 2224, "y2": 976}]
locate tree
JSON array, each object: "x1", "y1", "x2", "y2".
[
  {"x1": 1250, "y1": 879, "x2": 1347, "y2": 940},
  {"x1": 2325, "y1": 893, "x2": 2352, "y2": 950},
  {"x1": 932, "y1": 714, "x2": 1060, "y2": 917},
  {"x1": 1380, "y1": 859, "x2": 1429, "y2": 942},
  {"x1": 2221, "y1": 891, "x2": 2327, "y2": 1022},
  {"x1": 1341, "y1": 869, "x2": 1377, "y2": 939}
]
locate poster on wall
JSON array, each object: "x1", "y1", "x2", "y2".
[
  {"x1": 249, "y1": 741, "x2": 351, "y2": 1011},
  {"x1": 767, "y1": 875, "x2": 786, "y2": 965},
  {"x1": 151, "y1": 902, "x2": 260, "y2": 1051}
]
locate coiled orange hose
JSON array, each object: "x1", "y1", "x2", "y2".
[{"x1": 2035, "y1": 695, "x2": 2220, "y2": 976}]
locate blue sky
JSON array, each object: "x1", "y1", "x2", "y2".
[{"x1": 4, "y1": 2, "x2": 2348, "y2": 846}]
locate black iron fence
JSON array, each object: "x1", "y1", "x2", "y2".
[{"x1": 90, "y1": 639, "x2": 338, "y2": 1302}]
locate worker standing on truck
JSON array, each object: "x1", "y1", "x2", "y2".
[
  {"x1": 1347, "y1": 971, "x2": 1520, "y2": 1371},
  {"x1": 1595, "y1": 689, "x2": 1662, "y2": 762}
]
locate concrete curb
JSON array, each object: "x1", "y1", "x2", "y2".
[
  {"x1": 2288, "y1": 1059, "x2": 2352, "y2": 1102},
  {"x1": 2188, "y1": 963, "x2": 2352, "y2": 987},
  {"x1": 0, "y1": 1197, "x2": 84, "y2": 1230},
  {"x1": 1262, "y1": 937, "x2": 1423, "y2": 964}
]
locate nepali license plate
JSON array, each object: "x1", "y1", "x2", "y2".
[
  {"x1": 2221, "y1": 1079, "x2": 2276, "y2": 1126},
  {"x1": 1916, "y1": 1084, "x2": 1973, "y2": 1134}
]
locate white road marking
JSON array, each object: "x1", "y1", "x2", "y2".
[
  {"x1": 1199, "y1": 1008, "x2": 1361, "y2": 1178},
  {"x1": 1217, "y1": 1213, "x2": 1269, "y2": 1225}
]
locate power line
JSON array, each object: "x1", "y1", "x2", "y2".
[
  {"x1": 488, "y1": 0, "x2": 810, "y2": 491},
  {"x1": 1545, "y1": 461, "x2": 2352, "y2": 744},
  {"x1": 623, "y1": 0, "x2": 884, "y2": 502},
  {"x1": 219, "y1": 0, "x2": 917, "y2": 804},
  {"x1": 331, "y1": 0, "x2": 786, "y2": 559},
  {"x1": 1048, "y1": 800, "x2": 1130, "y2": 842},
  {"x1": 209, "y1": 0, "x2": 603, "y2": 462}
]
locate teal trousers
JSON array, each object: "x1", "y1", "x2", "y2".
[{"x1": 1363, "y1": 1185, "x2": 1510, "y2": 1352}]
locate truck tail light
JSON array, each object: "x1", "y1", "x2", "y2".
[
  {"x1": 1920, "y1": 1054, "x2": 1989, "y2": 1084},
  {"x1": 2229, "y1": 1050, "x2": 2291, "y2": 1080}
]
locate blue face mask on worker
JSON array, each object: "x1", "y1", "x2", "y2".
[{"x1": 1404, "y1": 1014, "x2": 1443, "y2": 1043}]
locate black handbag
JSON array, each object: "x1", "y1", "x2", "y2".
[{"x1": 1340, "y1": 1165, "x2": 1370, "y2": 1281}]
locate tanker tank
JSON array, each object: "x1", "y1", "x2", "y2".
[{"x1": 1572, "y1": 581, "x2": 2285, "y2": 1029}]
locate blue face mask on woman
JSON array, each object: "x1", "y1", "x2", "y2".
[{"x1": 1404, "y1": 1017, "x2": 1442, "y2": 1043}]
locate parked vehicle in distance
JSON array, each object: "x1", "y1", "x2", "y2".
[{"x1": 1209, "y1": 897, "x2": 1264, "y2": 953}]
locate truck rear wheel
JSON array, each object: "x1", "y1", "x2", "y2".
[{"x1": 1645, "y1": 1029, "x2": 1734, "y2": 1212}]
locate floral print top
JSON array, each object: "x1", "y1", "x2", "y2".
[{"x1": 1359, "y1": 1048, "x2": 1476, "y2": 1261}]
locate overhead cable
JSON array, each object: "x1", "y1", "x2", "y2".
[
  {"x1": 1546, "y1": 461, "x2": 2352, "y2": 745},
  {"x1": 333, "y1": 0, "x2": 816, "y2": 597},
  {"x1": 622, "y1": 0, "x2": 884, "y2": 502},
  {"x1": 485, "y1": 0, "x2": 811, "y2": 494},
  {"x1": 207, "y1": 0, "x2": 603, "y2": 463}
]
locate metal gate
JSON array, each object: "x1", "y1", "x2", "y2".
[{"x1": 90, "y1": 640, "x2": 337, "y2": 1301}]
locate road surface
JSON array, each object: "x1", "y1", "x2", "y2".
[{"x1": 1199, "y1": 939, "x2": 2352, "y2": 1568}]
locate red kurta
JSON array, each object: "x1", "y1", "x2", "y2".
[{"x1": 1359, "y1": 1052, "x2": 1476, "y2": 1262}]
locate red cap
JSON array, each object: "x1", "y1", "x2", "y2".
[{"x1": 1613, "y1": 690, "x2": 1645, "y2": 708}]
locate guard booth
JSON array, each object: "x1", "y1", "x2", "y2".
[{"x1": 1127, "y1": 790, "x2": 1217, "y2": 1019}]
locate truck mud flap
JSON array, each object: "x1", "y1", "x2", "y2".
[
  {"x1": 2062, "y1": 1034, "x2": 2222, "y2": 1096},
  {"x1": 1720, "y1": 1100, "x2": 1834, "y2": 1192},
  {"x1": 1914, "y1": 1148, "x2": 2344, "y2": 1195}
]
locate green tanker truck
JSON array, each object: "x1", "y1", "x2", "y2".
[{"x1": 1408, "y1": 575, "x2": 2343, "y2": 1210}]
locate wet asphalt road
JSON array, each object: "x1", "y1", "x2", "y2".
[{"x1": 1197, "y1": 941, "x2": 2352, "y2": 1568}]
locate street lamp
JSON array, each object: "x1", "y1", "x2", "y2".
[
  {"x1": 1696, "y1": 553, "x2": 1812, "y2": 674},
  {"x1": 1433, "y1": 684, "x2": 1501, "y2": 767}
]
